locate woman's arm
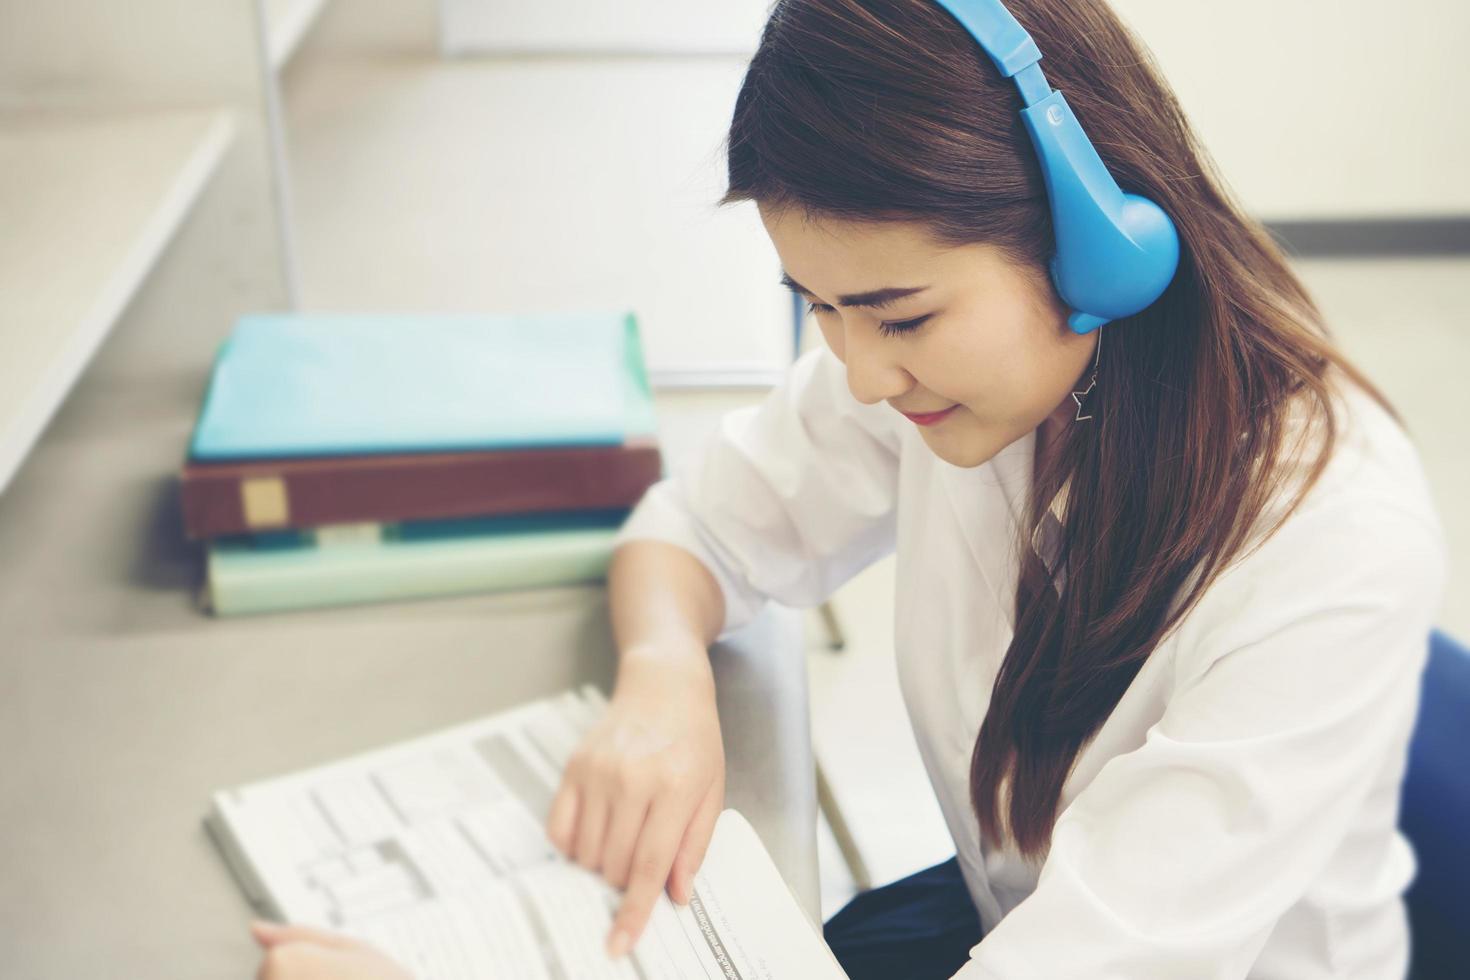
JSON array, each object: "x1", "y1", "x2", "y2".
[
  {"x1": 549, "y1": 346, "x2": 905, "y2": 956},
  {"x1": 547, "y1": 540, "x2": 729, "y2": 957}
]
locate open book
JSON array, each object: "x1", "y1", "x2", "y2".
[{"x1": 206, "y1": 686, "x2": 848, "y2": 979}]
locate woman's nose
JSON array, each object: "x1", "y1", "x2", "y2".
[{"x1": 842, "y1": 325, "x2": 912, "y2": 406}]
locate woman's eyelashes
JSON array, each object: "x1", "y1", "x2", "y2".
[{"x1": 805, "y1": 301, "x2": 932, "y2": 337}]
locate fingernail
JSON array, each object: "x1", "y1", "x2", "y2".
[
  {"x1": 249, "y1": 921, "x2": 281, "y2": 944},
  {"x1": 607, "y1": 929, "x2": 633, "y2": 958}
]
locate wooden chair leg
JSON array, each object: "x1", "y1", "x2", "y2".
[
  {"x1": 816, "y1": 758, "x2": 873, "y2": 893},
  {"x1": 817, "y1": 600, "x2": 847, "y2": 652}
]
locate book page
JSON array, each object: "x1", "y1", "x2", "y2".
[{"x1": 210, "y1": 687, "x2": 846, "y2": 980}]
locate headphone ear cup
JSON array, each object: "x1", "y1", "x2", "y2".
[
  {"x1": 1023, "y1": 92, "x2": 1181, "y2": 330},
  {"x1": 1052, "y1": 192, "x2": 1181, "y2": 332},
  {"x1": 1115, "y1": 192, "x2": 1181, "y2": 305},
  {"x1": 1047, "y1": 189, "x2": 1179, "y2": 333}
]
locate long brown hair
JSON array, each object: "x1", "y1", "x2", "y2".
[{"x1": 720, "y1": 0, "x2": 1394, "y2": 859}]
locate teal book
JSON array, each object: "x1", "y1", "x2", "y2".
[
  {"x1": 189, "y1": 311, "x2": 656, "y2": 461},
  {"x1": 205, "y1": 511, "x2": 626, "y2": 616}
]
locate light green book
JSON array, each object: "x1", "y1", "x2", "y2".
[{"x1": 205, "y1": 512, "x2": 624, "y2": 616}]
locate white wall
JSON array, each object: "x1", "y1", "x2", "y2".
[
  {"x1": 438, "y1": 0, "x2": 771, "y2": 55},
  {"x1": 434, "y1": 0, "x2": 1469, "y2": 220},
  {"x1": 1107, "y1": 1, "x2": 1470, "y2": 219},
  {"x1": 0, "y1": 2, "x2": 262, "y2": 107},
  {"x1": 0, "y1": 0, "x2": 290, "y2": 292},
  {"x1": 0, "y1": 1, "x2": 292, "y2": 488}
]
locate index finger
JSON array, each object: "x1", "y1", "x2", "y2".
[
  {"x1": 546, "y1": 775, "x2": 581, "y2": 855},
  {"x1": 606, "y1": 797, "x2": 690, "y2": 957}
]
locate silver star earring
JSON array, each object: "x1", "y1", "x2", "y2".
[{"x1": 1071, "y1": 333, "x2": 1102, "y2": 423}]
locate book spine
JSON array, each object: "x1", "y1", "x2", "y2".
[
  {"x1": 206, "y1": 526, "x2": 619, "y2": 616},
  {"x1": 180, "y1": 443, "x2": 662, "y2": 539}
]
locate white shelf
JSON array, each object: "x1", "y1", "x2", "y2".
[
  {"x1": 264, "y1": 0, "x2": 331, "y2": 69},
  {"x1": 0, "y1": 107, "x2": 236, "y2": 494}
]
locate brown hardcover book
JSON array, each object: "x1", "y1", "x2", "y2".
[{"x1": 180, "y1": 439, "x2": 662, "y2": 540}]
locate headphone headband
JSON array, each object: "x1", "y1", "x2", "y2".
[{"x1": 933, "y1": 0, "x2": 1041, "y2": 78}]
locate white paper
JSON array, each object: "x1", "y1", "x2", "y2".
[{"x1": 210, "y1": 687, "x2": 846, "y2": 980}]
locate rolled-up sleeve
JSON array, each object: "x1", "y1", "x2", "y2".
[
  {"x1": 614, "y1": 347, "x2": 903, "y2": 640},
  {"x1": 958, "y1": 498, "x2": 1447, "y2": 980}
]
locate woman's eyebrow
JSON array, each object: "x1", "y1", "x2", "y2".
[{"x1": 779, "y1": 272, "x2": 930, "y2": 310}]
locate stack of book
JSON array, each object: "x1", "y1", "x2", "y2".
[{"x1": 180, "y1": 312, "x2": 663, "y2": 616}]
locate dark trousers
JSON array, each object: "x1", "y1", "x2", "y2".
[{"x1": 823, "y1": 857, "x2": 985, "y2": 980}]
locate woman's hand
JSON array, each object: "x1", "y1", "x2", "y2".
[
  {"x1": 251, "y1": 921, "x2": 413, "y2": 980},
  {"x1": 546, "y1": 644, "x2": 725, "y2": 958}
]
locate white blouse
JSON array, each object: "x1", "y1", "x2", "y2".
[{"x1": 613, "y1": 346, "x2": 1446, "y2": 979}]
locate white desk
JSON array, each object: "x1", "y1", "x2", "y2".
[{"x1": 0, "y1": 284, "x2": 816, "y2": 977}]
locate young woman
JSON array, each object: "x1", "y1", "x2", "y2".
[{"x1": 252, "y1": 1, "x2": 1445, "y2": 977}]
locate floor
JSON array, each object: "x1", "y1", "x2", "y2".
[{"x1": 279, "y1": 29, "x2": 1470, "y2": 922}]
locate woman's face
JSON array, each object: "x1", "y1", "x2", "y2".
[{"x1": 760, "y1": 205, "x2": 1099, "y2": 469}]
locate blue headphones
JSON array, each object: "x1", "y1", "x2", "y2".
[{"x1": 932, "y1": 0, "x2": 1180, "y2": 333}]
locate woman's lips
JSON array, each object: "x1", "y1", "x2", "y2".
[{"x1": 901, "y1": 405, "x2": 959, "y2": 427}]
